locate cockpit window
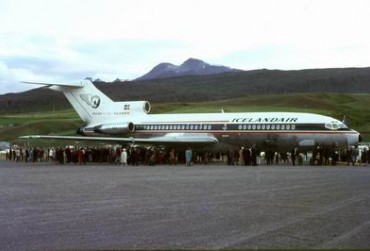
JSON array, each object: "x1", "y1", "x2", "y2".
[{"x1": 325, "y1": 121, "x2": 348, "y2": 130}]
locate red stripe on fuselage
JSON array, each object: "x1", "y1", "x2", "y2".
[{"x1": 133, "y1": 130, "x2": 357, "y2": 135}]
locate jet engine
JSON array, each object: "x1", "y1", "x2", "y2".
[
  {"x1": 131, "y1": 101, "x2": 151, "y2": 114},
  {"x1": 118, "y1": 101, "x2": 151, "y2": 114},
  {"x1": 93, "y1": 122, "x2": 135, "y2": 135},
  {"x1": 77, "y1": 126, "x2": 94, "y2": 136}
]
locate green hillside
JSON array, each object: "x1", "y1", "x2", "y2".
[{"x1": 1, "y1": 93, "x2": 369, "y2": 146}]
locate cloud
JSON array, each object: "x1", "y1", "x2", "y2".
[
  {"x1": 0, "y1": 34, "x2": 193, "y2": 88},
  {"x1": 1, "y1": 0, "x2": 370, "y2": 94},
  {"x1": 0, "y1": 61, "x2": 37, "y2": 94}
]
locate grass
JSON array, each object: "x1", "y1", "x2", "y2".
[{"x1": 1, "y1": 93, "x2": 370, "y2": 146}]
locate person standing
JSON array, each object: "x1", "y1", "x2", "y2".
[
  {"x1": 78, "y1": 147, "x2": 85, "y2": 165},
  {"x1": 243, "y1": 147, "x2": 251, "y2": 166},
  {"x1": 15, "y1": 148, "x2": 21, "y2": 162},
  {"x1": 185, "y1": 147, "x2": 192, "y2": 166},
  {"x1": 351, "y1": 145, "x2": 359, "y2": 166},
  {"x1": 121, "y1": 148, "x2": 128, "y2": 166},
  {"x1": 251, "y1": 145, "x2": 258, "y2": 166},
  {"x1": 169, "y1": 149, "x2": 176, "y2": 166},
  {"x1": 291, "y1": 147, "x2": 298, "y2": 166},
  {"x1": 238, "y1": 147, "x2": 245, "y2": 166}
]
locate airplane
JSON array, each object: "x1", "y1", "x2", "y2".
[{"x1": 20, "y1": 80, "x2": 361, "y2": 152}]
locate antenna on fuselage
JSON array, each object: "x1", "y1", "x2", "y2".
[{"x1": 342, "y1": 115, "x2": 349, "y2": 126}]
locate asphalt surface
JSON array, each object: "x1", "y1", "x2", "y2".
[{"x1": 0, "y1": 161, "x2": 369, "y2": 250}]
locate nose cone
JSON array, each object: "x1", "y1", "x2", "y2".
[{"x1": 348, "y1": 130, "x2": 362, "y2": 145}]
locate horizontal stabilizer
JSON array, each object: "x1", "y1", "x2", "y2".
[{"x1": 21, "y1": 81, "x2": 84, "y2": 88}]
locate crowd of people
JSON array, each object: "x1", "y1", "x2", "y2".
[
  {"x1": 3, "y1": 143, "x2": 370, "y2": 166},
  {"x1": 4, "y1": 145, "x2": 205, "y2": 165}
]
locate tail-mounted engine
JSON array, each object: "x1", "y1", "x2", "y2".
[
  {"x1": 77, "y1": 122, "x2": 135, "y2": 135},
  {"x1": 94, "y1": 122, "x2": 135, "y2": 135},
  {"x1": 119, "y1": 101, "x2": 151, "y2": 114}
]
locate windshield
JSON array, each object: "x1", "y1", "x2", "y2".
[{"x1": 325, "y1": 121, "x2": 348, "y2": 130}]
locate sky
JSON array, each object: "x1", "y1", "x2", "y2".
[{"x1": 1, "y1": 0, "x2": 370, "y2": 94}]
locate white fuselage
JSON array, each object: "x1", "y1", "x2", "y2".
[{"x1": 83, "y1": 111, "x2": 359, "y2": 151}]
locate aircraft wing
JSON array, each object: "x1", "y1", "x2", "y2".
[{"x1": 19, "y1": 133, "x2": 218, "y2": 145}]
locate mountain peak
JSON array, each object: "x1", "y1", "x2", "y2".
[
  {"x1": 135, "y1": 58, "x2": 241, "y2": 81},
  {"x1": 180, "y1": 58, "x2": 208, "y2": 70},
  {"x1": 181, "y1": 58, "x2": 206, "y2": 65}
]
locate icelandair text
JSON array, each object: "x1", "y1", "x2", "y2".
[{"x1": 232, "y1": 117, "x2": 298, "y2": 123}]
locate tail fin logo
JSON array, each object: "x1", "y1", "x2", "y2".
[{"x1": 80, "y1": 94, "x2": 101, "y2": 109}]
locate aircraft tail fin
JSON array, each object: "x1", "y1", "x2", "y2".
[
  {"x1": 22, "y1": 80, "x2": 151, "y2": 125},
  {"x1": 22, "y1": 80, "x2": 114, "y2": 124}
]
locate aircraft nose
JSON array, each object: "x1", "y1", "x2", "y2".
[{"x1": 348, "y1": 130, "x2": 362, "y2": 145}]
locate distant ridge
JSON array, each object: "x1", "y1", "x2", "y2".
[
  {"x1": 1, "y1": 66, "x2": 370, "y2": 113},
  {"x1": 135, "y1": 58, "x2": 242, "y2": 81}
]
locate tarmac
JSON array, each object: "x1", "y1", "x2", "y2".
[{"x1": 0, "y1": 161, "x2": 369, "y2": 250}]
